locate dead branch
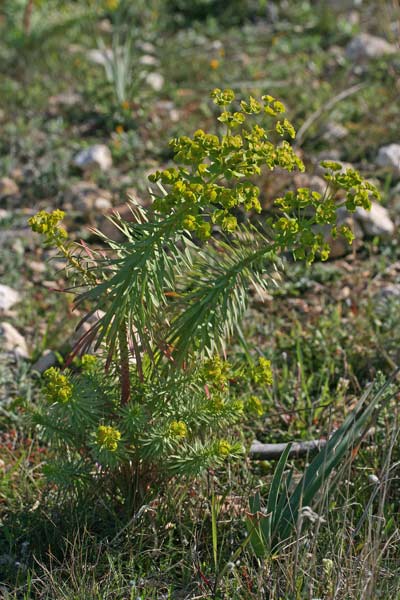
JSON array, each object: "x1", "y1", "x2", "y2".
[{"x1": 249, "y1": 439, "x2": 327, "y2": 460}]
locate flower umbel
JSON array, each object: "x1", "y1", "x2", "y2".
[
  {"x1": 43, "y1": 367, "x2": 72, "y2": 404},
  {"x1": 104, "y1": 0, "x2": 119, "y2": 10},
  {"x1": 81, "y1": 354, "x2": 98, "y2": 373},
  {"x1": 253, "y1": 357, "x2": 273, "y2": 386},
  {"x1": 203, "y1": 355, "x2": 231, "y2": 388},
  {"x1": 217, "y1": 439, "x2": 232, "y2": 457},
  {"x1": 169, "y1": 421, "x2": 188, "y2": 440},
  {"x1": 28, "y1": 210, "x2": 67, "y2": 246},
  {"x1": 96, "y1": 425, "x2": 122, "y2": 452},
  {"x1": 246, "y1": 395, "x2": 264, "y2": 417}
]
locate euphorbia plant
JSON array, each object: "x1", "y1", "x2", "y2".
[{"x1": 29, "y1": 89, "x2": 379, "y2": 508}]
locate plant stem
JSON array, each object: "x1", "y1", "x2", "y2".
[
  {"x1": 119, "y1": 320, "x2": 131, "y2": 404},
  {"x1": 23, "y1": 0, "x2": 34, "y2": 35},
  {"x1": 59, "y1": 243, "x2": 97, "y2": 284}
]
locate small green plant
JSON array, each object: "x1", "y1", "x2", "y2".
[
  {"x1": 246, "y1": 371, "x2": 400, "y2": 556},
  {"x1": 29, "y1": 89, "x2": 379, "y2": 509},
  {"x1": 94, "y1": 0, "x2": 161, "y2": 106},
  {"x1": 96, "y1": 34, "x2": 139, "y2": 106},
  {"x1": 33, "y1": 352, "x2": 273, "y2": 509}
]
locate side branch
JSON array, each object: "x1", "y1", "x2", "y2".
[{"x1": 249, "y1": 439, "x2": 327, "y2": 460}]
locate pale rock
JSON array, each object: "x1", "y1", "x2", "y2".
[
  {"x1": 238, "y1": 51, "x2": 251, "y2": 66},
  {"x1": 48, "y1": 92, "x2": 82, "y2": 109},
  {"x1": 156, "y1": 100, "x2": 180, "y2": 122},
  {"x1": 97, "y1": 18, "x2": 113, "y2": 33},
  {"x1": 31, "y1": 349, "x2": 58, "y2": 374},
  {"x1": 210, "y1": 39, "x2": 223, "y2": 51},
  {"x1": 73, "y1": 145, "x2": 112, "y2": 172},
  {"x1": 28, "y1": 260, "x2": 46, "y2": 274},
  {"x1": 169, "y1": 109, "x2": 180, "y2": 122},
  {"x1": 0, "y1": 285, "x2": 21, "y2": 311},
  {"x1": 94, "y1": 196, "x2": 112, "y2": 211},
  {"x1": 136, "y1": 41, "x2": 156, "y2": 54},
  {"x1": 324, "y1": 201, "x2": 394, "y2": 258},
  {"x1": 139, "y1": 54, "x2": 158, "y2": 66},
  {"x1": 322, "y1": 122, "x2": 348, "y2": 142},
  {"x1": 0, "y1": 177, "x2": 19, "y2": 198},
  {"x1": 191, "y1": 33, "x2": 207, "y2": 45},
  {"x1": 353, "y1": 202, "x2": 395, "y2": 238},
  {"x1": 0, "y1": 322, "x2": 29, "y2": 358},
  {"x1": 376, "y1": 144, "x2": 400, "y2": 175},
  {"x1": 315, "y1": 149, "x2": 343, "y2": 163},
  {"x1": 376, "y1": 284, "x2": 400, "y2": 300},
  {"x1": 145, "y1": 72, "x2": 164, "y2": 92},
  {"x1": 346, "y1": 33, "x2": 397, "y2": 62},
  {"x1": 86, "y1": 48, "x2": 113, "y2": 66}
]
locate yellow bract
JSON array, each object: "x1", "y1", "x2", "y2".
[
  {"x1": 96, "y1": 425, "x2": 121, "y2": 452},
  {"x1": 169, "y1": 421, "x2": 188, "y2": 440},
  {"x1": 44, "y1": 367, "x2": 72, "y2": 404},
  {"x1": 253, "y1": 357, "x2": 273, "y2": 386},
  {"x1": 28, "y1": 210, "x2": 67, "y2": 246},
  {"x1": 217, "y1": 439, "x2": 231, "y2": 457}
]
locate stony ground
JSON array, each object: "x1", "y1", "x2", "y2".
[{"x1": 1, "y1": 1, "x2": 400, "y2": 598}]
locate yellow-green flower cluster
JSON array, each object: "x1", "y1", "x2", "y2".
[
  {"x1": 246, "y1": 395, "x2": 264, "y2": 417},
  {"x1": 168, "y1": 420, "x2": 188, "y2": 440},
  {"x1": 96, "y1": 425, "x2": 121, "y2": 452},
  {"x1": 240, "y1": 96, "x2": 262, "y2": 114},
  {"x1": 253, "y1": 357, "x2": 273, "y2": 387},
  {"x1": 272, "y1": 212, "x2": 332, "y2": 263},
  {"x1": 147, "y1": 90, "x2": 378, "y2": 265},
  {"x1": 272, "y1": 163, "x2": 380, "y2": 262},
  {"x1": 80, "y1": 354, "x2": 98, "y2": 373},
  {"x1": 104, "y1": 0, "x2": 119, "y2": 9},
  {"x1": 217, "y1": 439, "x2": 232, "y2": 457},
  {"x1": 335, "y1": 224, "x2": 355, "y2": 244},
  {"x1": 43, "y1": 367, "x2": 72, "y2": 404},
  {"x1": 321, "y1": 162, "x2": 380, "y2": 211},
  {"x1": 262, "y1": 94, "x2": 285, "y2": 116},
  {"x1": 275, "y1": 118, "x2": 296, "y2": 139},
  {"x1": 210, "y1": 88, "x2": 235, "y2": 106},
  {"x1": 203, "y1": 355, "x2": 231, "y2": 388},
  {"x1": 28, "y1": 210, "x2": 67, "y2": 246},
  {"x1": 148, "y1": 89, "x2": 304, "y2": 240},
  {"x1": 218, "y1": 110, "x2": 245, "y2": 128}
]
